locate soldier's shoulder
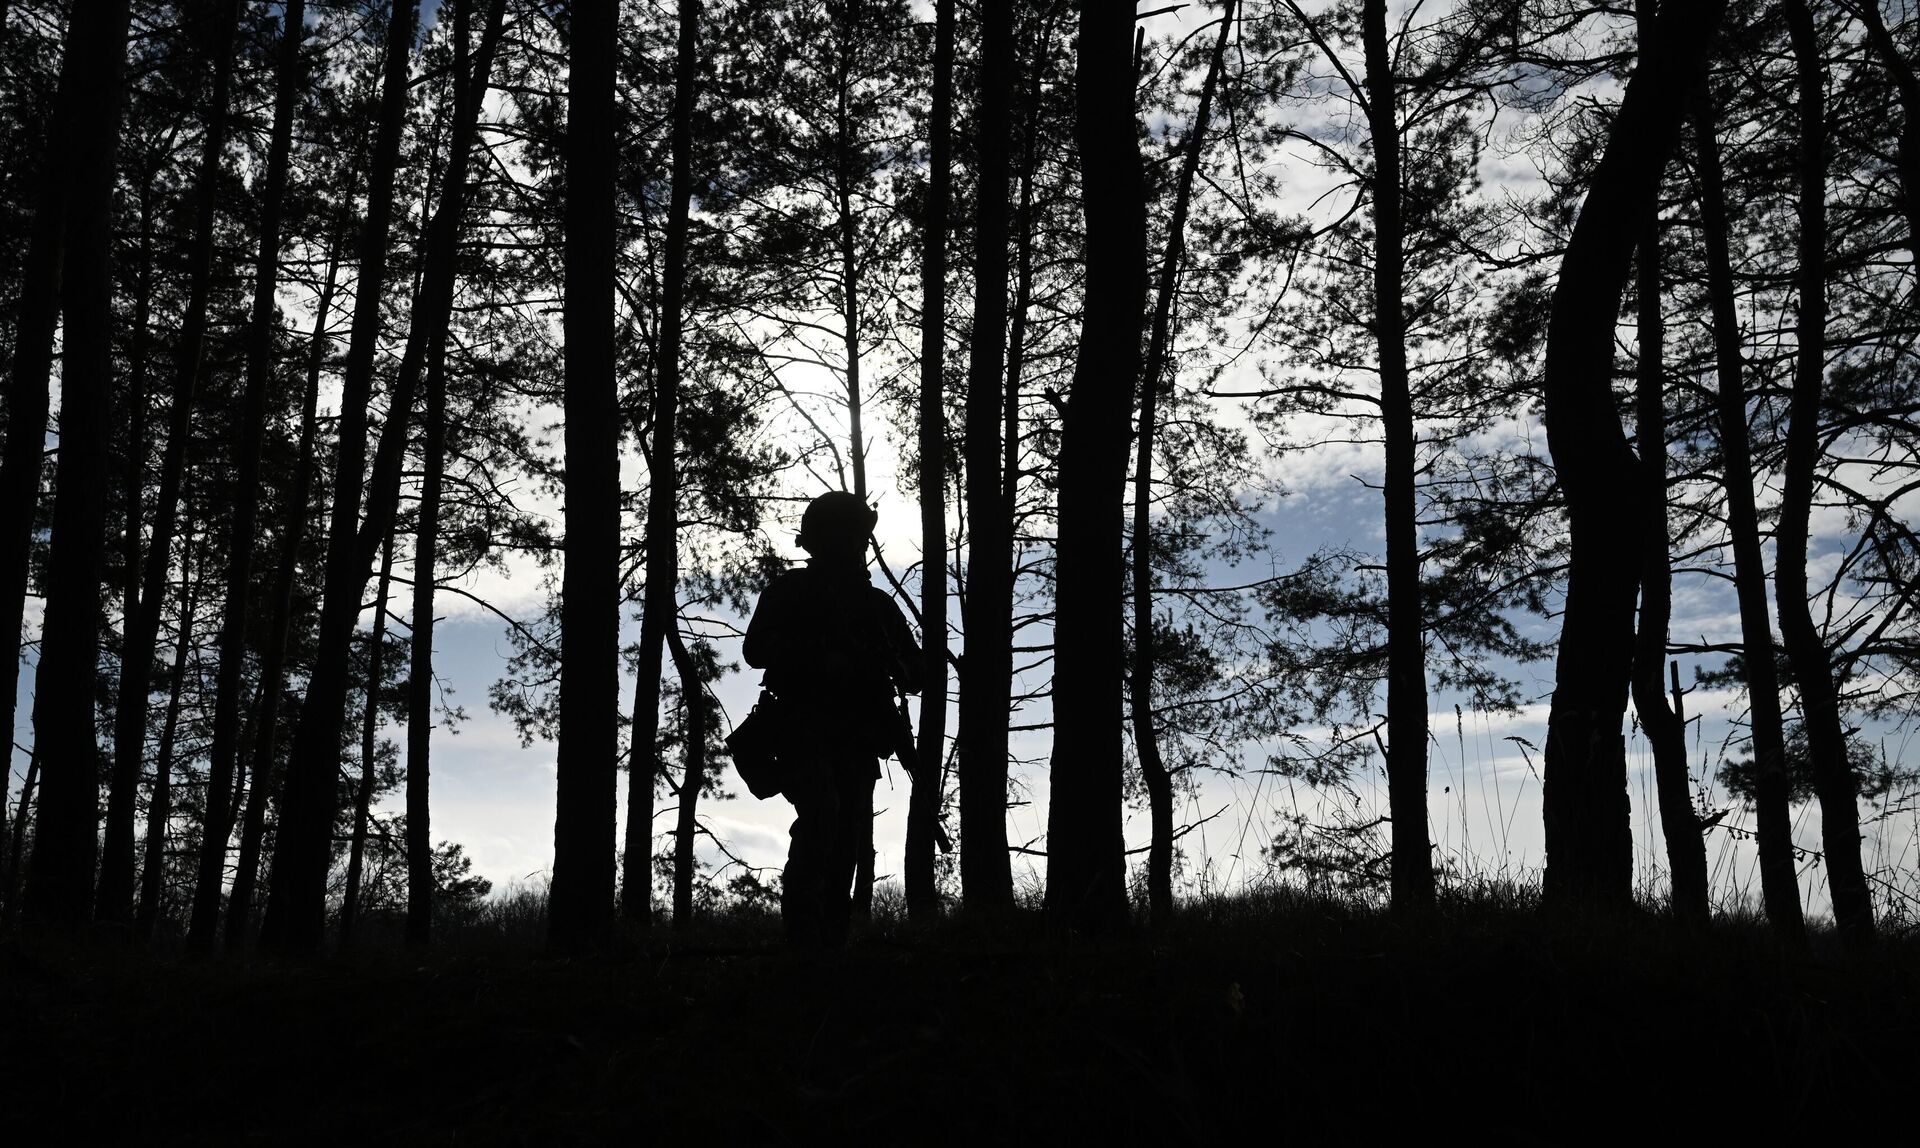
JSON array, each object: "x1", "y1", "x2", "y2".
[
  {"x1": 767, "y1": 566, "x2": 814, "y2": 591},
  {"x1": 751, "y1": 567, "x2": 810, "y2": 612}
]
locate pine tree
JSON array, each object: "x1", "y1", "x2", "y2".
[
  {"x1": 22, "y1": 0, "x2": 136, "y2": 929},
  {"x1": 1045, "y1": 0, "x2": 1144, "y2": 934},
  {"x1": 1540, "y1": 0, "x2": 1726, "y2": 911},
  {"x1": 187, "y1": 0, "x2": 309, "y2": 950},
  {"x1": 260, "y1": 0, "x2": 422, "y2": 954},
  {"x1": 960, "y1": 0, "x2": 1019, "y2": 914},
  {"x1": 550, "y1": 0, "x2": 621, "y2": 953}
]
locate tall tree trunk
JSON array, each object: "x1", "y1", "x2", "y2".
[
  {"x1": 135, "y1": 517, "x2": 200, "y2": 939},
  {"x1": 622, "y1": 0, "x2": 695, "y2": 932},
  {"x1": 341, "y1": 534, "x2": 395, "y2": 947},
  {"x1": 1626, "y1": 1, "x2": 1702, "y2": 923},
  {"x1": 1359, "y1": 0, "x2": 1434, "y2": 917},
  {"x1": 1848, "y1": 0, "x2": 1920, "y2": 249},
  {"x1": 1002, "y1": 176, "x2": 1035, "y2": 545},
  {"x1": 1693, "y1": 107, "x2": 1804, "y2": 939},
  {"x1": 1539, "y1": 0, "x2": 1723, "y2": 913},
  {"x1": 1629, "y1": 84, "x2": 1707, "y2": 925},
  {"x1": 959, "y1": 0, "x2": 1018, "y2": 914},
  {"x1": 1779, "y1": 0, "x2": 1875, "y2": 945},
  {"x1": 0, "y1": 0, "x2": 88, "y2": 813},
  {"x1": 23, "y1": 0, "x2": 136, "y2": 929},
  {"x1": 832, "y1": 7, "x2": 876, "y2": 918},
  {"x1": 1134, "y1": 0, "x2": 1235, "y2": 927},
  {"x1": 668, "y1": 630, "x2": 704, "y2": 932},
  {"x1": 1001, "y1": 8, "x2": 1053, "y2": 640},
  {"x1": 403, "y1": 0, "x2": 495, "y2": 952},
  {"x1": 1045, "y1": 0, "x2": 1143, "y2": 934},
  {"x1": 406, "y1": 332, "x2": 447, "y2": 950},
  {"x1": 835, "y1": 5, "x2": 868, "y2": 504},
  {"x1": 550, "y1": 0, "x2": 620, "y2": 953},
  {"x1": 217, "y1": 224, "x2": 347, "y2": 951},
  {"x1": 108, "y1": 179, "x2": 158, "y2": 922},
  {"x1": 265, "y1": 0, "x2": 503, "y2": 953},
  {"x1": 119, "y1": 183, "x2": 156, "y2": 794},
  {"x1": 101, "y1": 0, "x2": 244, "y2": 923},
  {"x1": 260, "y1": 0, "x2": 419, "y2": 955},
  {"x1": 185, "y1": 0, "x2": 307, "y2": 951},
  {"x1": 907, "y1": 0, "x2": 955, "y2": 921}
]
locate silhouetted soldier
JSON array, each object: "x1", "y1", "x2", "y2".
[{"x1": 743, "y1": 492, "x2": 922, "y2": 947}]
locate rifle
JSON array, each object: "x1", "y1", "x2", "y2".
[{"x1": 890, "y1": 687, "x2": 952, "y2": 853}]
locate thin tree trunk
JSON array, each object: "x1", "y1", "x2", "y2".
[
  {"x1": 668, "y1": 630, "x2": 704, "y2": 932},
  {"x1": 406, "y1": 331, "x2": 447, "y2": 949},
  {"x1": 1630, "y1": 92, "x2": 1707, "y2": 925},
  {"x1": 907, "y1": 0, "x2": 954, "y2": 922},
  {"x1": 959, "y1": 0, "x2": 1018, "y2": 914},
  {"x1": 973, "y1": 42, "x2": 1047, "y2": 912},
  {"x1": 403, "y1": 0, "x2": 495, "y2": 952},
  {"x1": 107, "y1": 179, "x2": 157, "y2": 924},
  {"x1": 341, "y1": 534, "x2": 395, "y2": 947},
  {"x1": 218, "y1": 225, "x2": 347, "y2": 951},
  {"x1": 621, "y1": 645, "x2": 657, "y2": 920},
  {"x1": 1697, "y1": 104, "x2": 1803, "y2": 939},
  {"x1": 1002, "y1": 11, "x2": 1052, "y2": 599},
  {"x1": 832, "y1": 5, "x2": 875, "y2": 917},
  {"x1": 120, "y1": 183, "x2": 156, "y2": 788},
  {"x1": 1045, "y1": 0, "x2": 1143, "y2": 934},
  {"x1": 841, "y1": 242, "x2": 867, "y2": 500},
  {"x1": 101, "y1": 0, "x2": 244, "y2": 922},
  {"x1": 1002, "y1": 171, "x2": 1034, "y2": 550},
  {"x1": 836, "y1": 5, "x2": 867, "y2": 504},
  {"x1": 1779, "y1": 0, "x2": 1875, "y2": 945},
  {"x1": 186, "y1": 0, "x2": 306, "y2": 952},
  {"x1": 622, "y1": 0, "x2": 695, "y2": 932},
  {"x1": 260, "y1": 0, "x2": 420, "y2": 955},
  {"x1": 266, "y1": 0, "x2": 504, "y2": 953},
  {"x1": 1539, "y1": 0, "x2": 1723, "y2": 913},
  {"x1": 1359, "y1": 0, "x2": 1435, "y2": 917},
  {"x1": 550, "y1": 0, "x2": 620, "y2": 953},
  {"x1": 24, "y1": 0, "x2": 136, "y2": 929},
  {"x1": 135, "y1": 520, "x2": 200, "y2": 939},
  {"x1": 275, "y1": 0, "x2": 501, "y2": 949},
  {"x1": 1135, "y1": 0, "x2": 1235, "y2": 927}
]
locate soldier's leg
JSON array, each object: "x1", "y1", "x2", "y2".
[
  {"x1": 820, "y1": 757, "x2": 874, "y2": 947},
  {"x1": 781, "y1": 754, "x2": 838, "y2": 947}
]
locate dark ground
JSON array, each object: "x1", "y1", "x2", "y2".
[{"x1": 4, "y1": 892, "x2": 1916, "y2": 1144}]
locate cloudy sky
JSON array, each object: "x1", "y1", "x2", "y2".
[{"x1": 6, "y1": 0, "x2": 1916, "y2": 921}]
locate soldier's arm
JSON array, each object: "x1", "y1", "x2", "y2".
[{"x1": 742, "y1": 578, "x2": 794, "y2": 669}]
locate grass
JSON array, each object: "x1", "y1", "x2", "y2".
[{"x1": 3, "y1": 884, "x2": 1916, "y2": 1143}]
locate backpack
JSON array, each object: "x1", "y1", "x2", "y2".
[{"x1": 725, "y1": 689, "x2": 789, "y2": 799}]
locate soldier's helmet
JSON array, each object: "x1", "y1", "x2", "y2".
[{"x1": 797, "y1": 491, "x2": 878, "y2": 557}]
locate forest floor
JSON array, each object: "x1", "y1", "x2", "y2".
[{"x1": 3, "y1": 889, "x2": 1916, "y2": 1144}]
